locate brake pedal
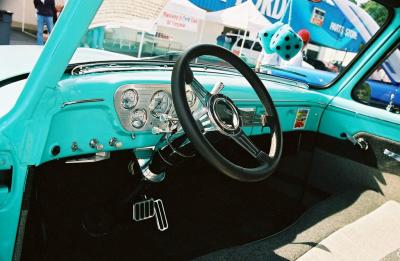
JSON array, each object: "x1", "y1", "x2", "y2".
[
  {"x1": 133, "y1": 198, "x2": 155, "y2": 221},
  {"x1": 132, "y1": 198, "x2": 168, "y2": 231},
  {"x1": 154, "y1": 199, "x2": 168, "y2": 231}
]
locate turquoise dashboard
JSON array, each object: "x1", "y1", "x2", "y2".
[{"x1": 39, "y1": 68, "x2": 332, "y2": 164}]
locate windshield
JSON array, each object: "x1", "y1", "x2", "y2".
[{"x1": 67, "y1": 0, "x2": 389, "y2": 87}]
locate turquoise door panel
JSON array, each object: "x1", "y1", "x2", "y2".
[
  {"x1": 319, "y1": 15, "x2": 400, "y2": 142},
  {"x1": 0, "y1": 153, "x2": 13, "y2": 207},
  {"x1": 319, "y1": 100, "x2": 400, "y2": 142},
  {"x1": 0, "y1": 186, "x2": 8, "y2": 207},
  {"x1": 0, "y1": 165, "x2": 27, "y2": 261}
]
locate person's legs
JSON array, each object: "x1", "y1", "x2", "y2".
[
  {"x1": 90, "y1": 28, "x2": 99, "y2": 49},
  {"x1": 44, "y1": 16, "x2": 54, "y2": 34},
  {"x1": 97, "y1": 27, "x2": 105, "y2": 49},
  {"x1": 37, "y1": 15, "x2": 44, "y2": 45}
]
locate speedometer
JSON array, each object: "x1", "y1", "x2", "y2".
[
  {"x1": 121, "y1": 89, "x2": 138, "y2": 110},
  {"x1": 149, "y1": 91, "x2": 172, "y2": 117}
]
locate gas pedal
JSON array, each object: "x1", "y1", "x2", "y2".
[
  {"x1": 132, "y1": 198, "x2": 168, "y2": 231},
  {"x1": 133, "y1": 198, "x2": 155, "y2": 221},
  {"x1": 154, "y1": 199, "x2": 168, "y2": 231}
]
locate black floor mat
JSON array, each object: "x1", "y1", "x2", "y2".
[{"x1": 21, "y1": 151, "x2": 304, "y2": 261}]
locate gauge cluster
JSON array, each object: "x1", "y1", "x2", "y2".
[{"x1": 114, "y1": 84, "x2": 197, "y2": 132}]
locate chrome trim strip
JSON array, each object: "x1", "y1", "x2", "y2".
[
  {"x1": 232, "y1": 99, "x2": 326, "y2": 107},
  {"x1": 384, "y1": 149, "x2": 400, "y2": 162},
  {"x1": 328, "y1": 104, "x2": 399, "y2": 126},
  {"x1": 65, "y1": 152, "x2": 110, "y2": 164},
  {"x1": 260, "y1": 77, "x2": 309, "y2": 89},
  {"x1": 61, "y1": 98, "x2": 104, "y2": 108}
]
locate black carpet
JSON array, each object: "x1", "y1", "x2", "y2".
[{"x1": 21, "y1": 150, "x2": 304, "y2": 261}]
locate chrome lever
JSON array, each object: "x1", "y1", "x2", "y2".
[
  {"x1": 210, "y1": 81, "x2": 224, "y2": 95},
  {"x1": 65, "y1": 152, "x2": 110, "y2": 164},
  {"x1": 340, "y1": 133, "x2": 368, "y2": 150},
  {"x1": 383, "y1": 149, "x2": 400, "y2": 162},
  {"x1": 386, "y1": 93, "x2": 395, "y2": 112}
]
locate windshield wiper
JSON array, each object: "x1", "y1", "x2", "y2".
[{"x1": 0, "y1": 73, "x2": 30, "y2": 88}]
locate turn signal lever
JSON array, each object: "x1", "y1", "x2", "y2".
[{"x1": 340, "y1": 133, "x2": 368, "y2": 150}]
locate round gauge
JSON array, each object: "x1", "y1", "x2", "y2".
[
  {"x1": 149, "y1": 91, "x2": 172, "y2": 117},
  {"x1": 121, "y1": 89, "x2": 138, "y2": 110},
  {"x1": 131, "y1": 109, "x2": 147, "y2": 129},
  {"x1": 186, "y1": 89, "x2": 197, "y2": 108}
]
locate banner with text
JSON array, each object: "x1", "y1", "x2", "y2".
[
  {"x1": 158, "y1": 11, "x2": 200, "y2": 32},
  {"x1": 91, "y1": 0, "x2": 168, "y2": 32}
]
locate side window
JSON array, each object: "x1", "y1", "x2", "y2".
[
  {"x1": 243, "y1": 40, "x2": 254, "y2": 49},
  {"x1": 236, "y1": 39, "x2": 254, "y2": 49},
  {"x1": 352, "y1": 48, "x2": 400, "y2": 114},
  {"x1": 369, "y1": 66, "x2": 391, "y2": 83},
  {"x1": 253, "y1": 42, "x2": 262, "y2": 52}
]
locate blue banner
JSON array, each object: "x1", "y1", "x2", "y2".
[{"x1": 189, "y1": 0, "x2": 364, "y2": 52}]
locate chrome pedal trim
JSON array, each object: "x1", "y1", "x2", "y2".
[
  {"x1": 154, "y1": 199, "x2": 168, "y2": 231},
  {"x1": 133, "y1": 199, "x2": 155, "y2": 221},
  {"x1": 65, "y1": 152, "x2": 110, "y2": 164}
]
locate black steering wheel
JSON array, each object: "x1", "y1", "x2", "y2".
[{"x1": 171, "y1": 44, "x2": 283, "y2": 182}]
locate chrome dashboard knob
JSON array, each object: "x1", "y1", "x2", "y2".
[
  {"x1": 109, "y1": 137, "x2": 123, "y2": 149},
  {"x1": 71, "y1": 142, "x2": 79, "y2": 152},
  {"x1": 89, "y1": 139, "x2": 104, "y2": 151}
]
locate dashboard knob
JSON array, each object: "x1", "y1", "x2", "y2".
[
  {"x1": 115, "y1": 141, "x2": 123, "y2": 149},
  {"x1": 89, "y1": 139, "x2": 103, "y2": 151},
  {"x1": 109, "y1": 137, "x2": 123, "y2": 149},
  {"x1": 71, "y1": 142, "x2": 79, "y2": 152}
]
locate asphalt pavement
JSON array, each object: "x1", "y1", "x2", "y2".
[{"x1": 10, "y1": 28, "x2": 36, "y2": 45}]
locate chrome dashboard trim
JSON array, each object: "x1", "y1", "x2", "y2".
[
  {"x1": 61, "y1": 98, "x2": 104, "y2": 108},
  {"x1": 233, "y1": 99, "x2": 326, "y2": 108},
  {"x1": 70, "y1": 62, "x2": 309, "y2": 90},
  {"x1": 114, "y1": 84, "x2": 172, "y2": 132},
  {"x1": 260, "y1": 77, "x2": 309, "y2": 89}
]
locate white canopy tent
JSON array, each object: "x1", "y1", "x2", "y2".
[
  {"x1": 90, "y1": 0, "x2": 207, "y2": 57},
  {"x1": 206, "y1": 1, "x2": 271, "y2": 56},
  {"x1": 206, "y1": 0, "x2": 271, "y2": 33},
  {"x1": 90, "y1": 0, "x2": 169, "y2": 58}
]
